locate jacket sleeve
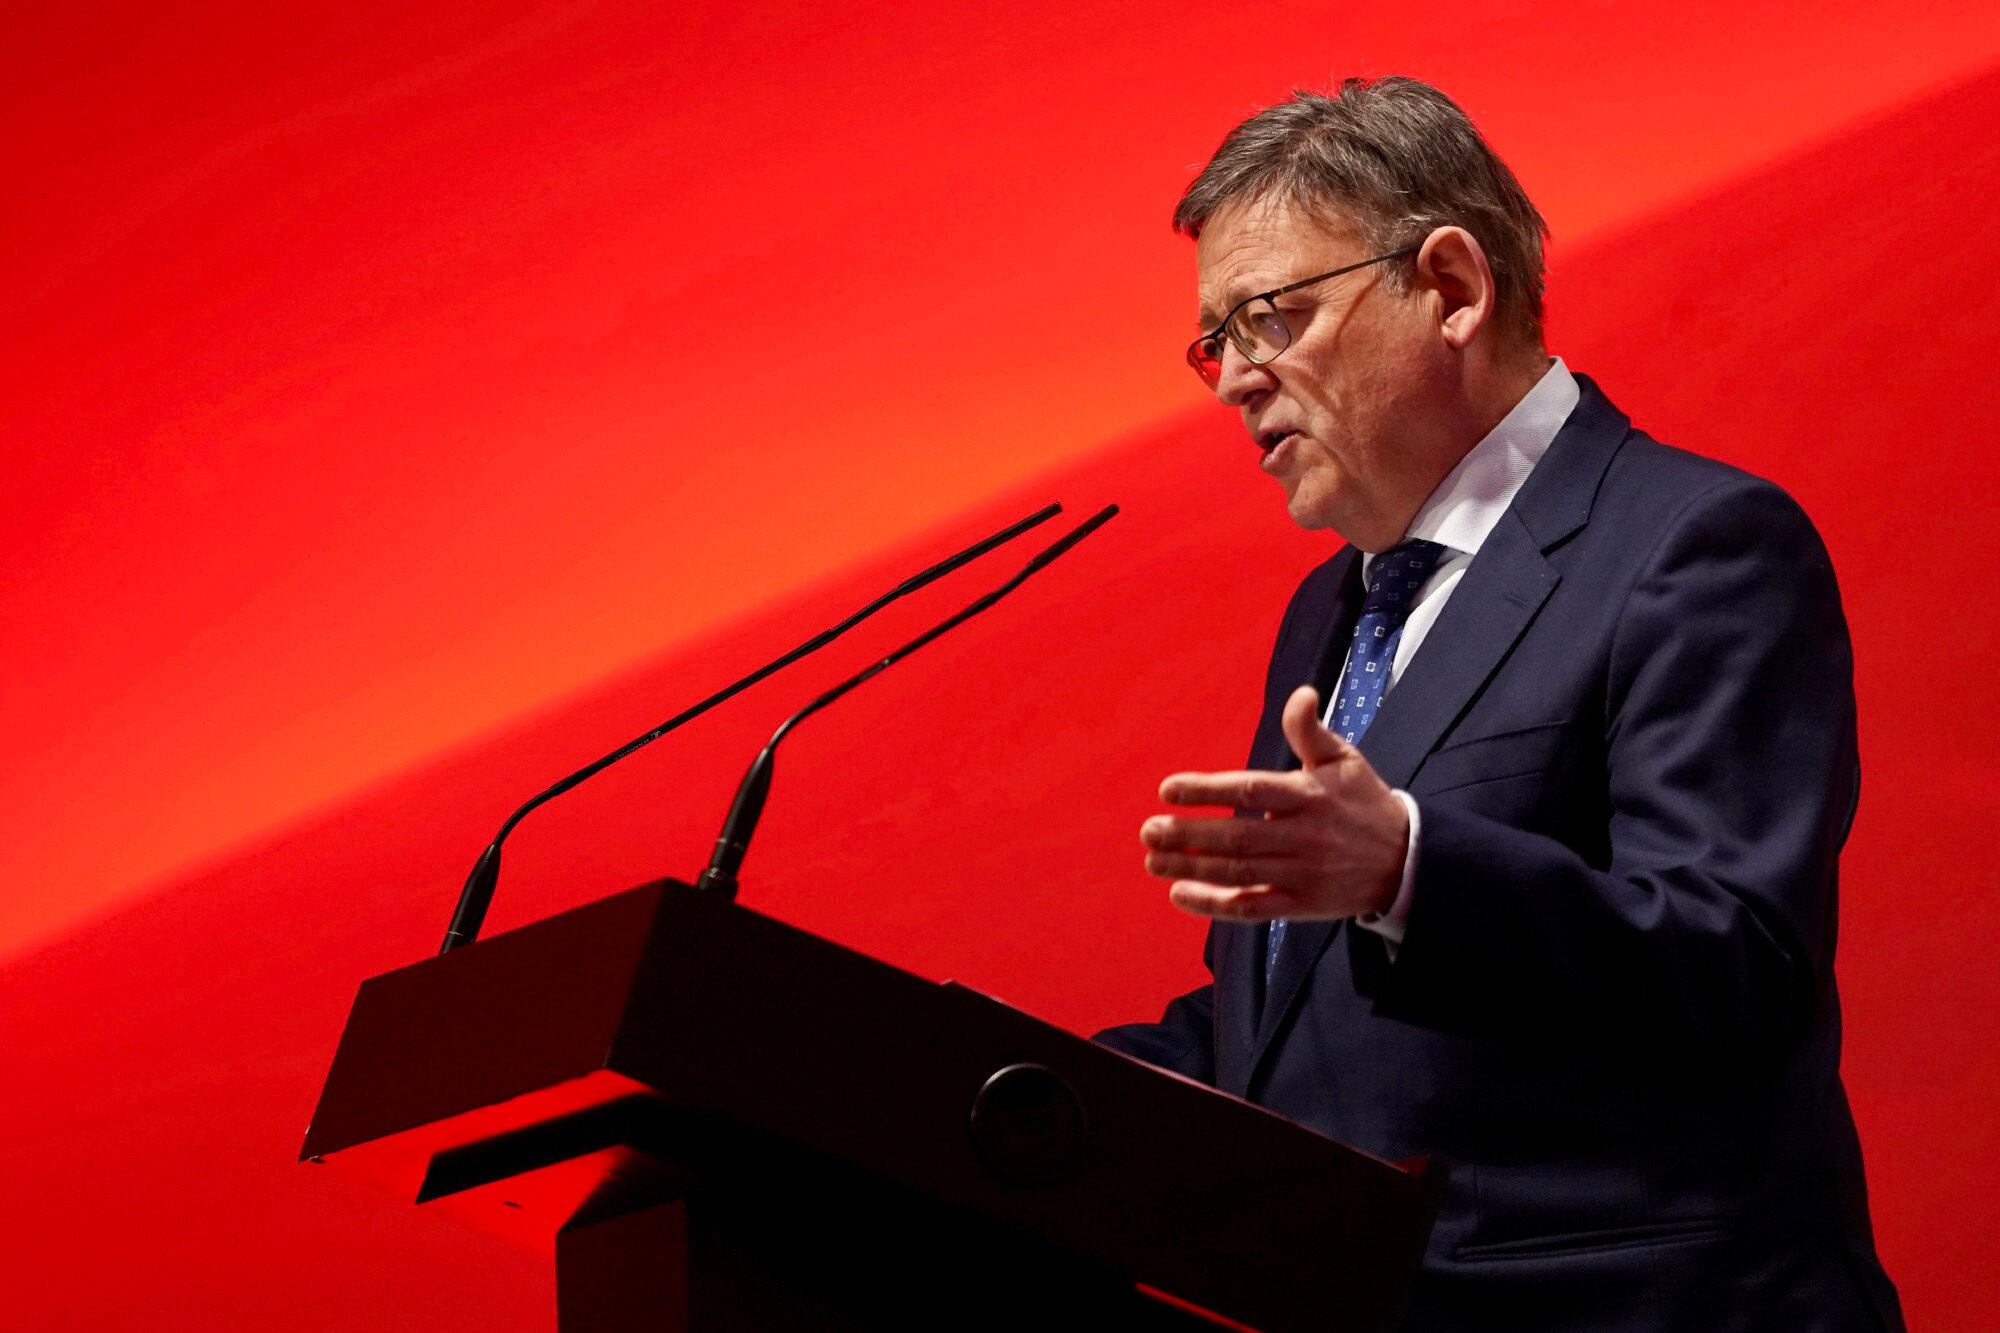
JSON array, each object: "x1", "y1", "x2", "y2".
[
  {"x1": 1374, "y1": 477, "x2": 1859, "y2": 1063},
  {"x1": 1092, "y1": 929, "x2": 1218, "y2": 1084}
]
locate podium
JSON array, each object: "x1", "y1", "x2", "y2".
[{"x1": 303, "y1": 880, "x2": 1440, "y2": 1330}]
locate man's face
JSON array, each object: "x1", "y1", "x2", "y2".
[{"x1": 1195, "y1": 194, "x2": 1453, "y2": 550}]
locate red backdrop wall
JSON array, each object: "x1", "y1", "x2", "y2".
[{"x1": 4, "y1": 4, "x2": 1997, "y2": 1327}]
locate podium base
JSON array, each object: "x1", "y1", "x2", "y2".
[{"x1": 554, "y1": 1178, "x2": 1237, "y2": 1332}]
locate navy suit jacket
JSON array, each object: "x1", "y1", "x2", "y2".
[{"x1": 1098, "y1": 375, "x2": 1904, "y2": 1332}]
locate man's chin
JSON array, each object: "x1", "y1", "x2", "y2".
[{"x1": 1283, "y1": 485, "x2": 1343, "y2": 532}]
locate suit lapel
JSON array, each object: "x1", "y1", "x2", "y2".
[
  {"x1": 1241, "y1": 552, "x2": 1363, "y2": 1079},
  {"x1": 1358, "y1": 373, "x2": 1629, "y2": 790},
  {"x1": 1239, "y1": 374, "x2": 1632, "y2": 1093},
  {"x1": 1247, "y1": 531, "x2": 1558, "y2": 1085},
  {"x1": 1355, "y1": 514, "x2": 1559, "y2": 791}
]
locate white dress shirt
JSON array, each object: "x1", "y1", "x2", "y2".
[{"x1": 1340, "y1": 357, "x2": 1580, "y2": 948}]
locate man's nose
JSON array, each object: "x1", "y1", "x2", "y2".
[{"x1": 1213, "y1": 342, "x2": 1273, "y2": 407}]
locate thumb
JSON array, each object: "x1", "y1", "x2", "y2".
[{"x1": 1281, "y1": 684, "x2": 1349, "y2": 769}]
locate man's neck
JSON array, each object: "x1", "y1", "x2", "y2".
[
  {"x1": 1360, "y1": 350, "x2": 1558, "y2": 554},
  {"x1": 1463, "y1": 350, "x2": 1556, "y2": 449}
]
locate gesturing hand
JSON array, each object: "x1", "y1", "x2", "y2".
[{"x1": 1140, "y1": 685, "x2": 1409, "y2": 922}]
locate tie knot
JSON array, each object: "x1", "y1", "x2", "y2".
[{"x1": 1362, "y1": 538, "x2": 1450, "y2": 617}]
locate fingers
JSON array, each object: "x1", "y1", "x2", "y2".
[
  {"x1": 1143, "y1": 848, "x2": 1300, "y2": 887},
  {"x1": 1159, "y1": 770, "x2": 1309, "y2": 812},
  {"x1": 1140, "y1": 813, "x2": 1271, "y2": 856},
  {"x1": 1141, "y1": 813, "x2": 1302, "y2": 890},
  {"x1": 1167, "y1": 880, "x2": 1299, "y2": 921},
  {"x1": 1281, "y1": 684, "x2": 1351, "y2": 769}
]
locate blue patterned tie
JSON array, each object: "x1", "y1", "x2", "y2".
[{"x1": 1266, "y1": 538, "x2": 1452, "y2": 985}]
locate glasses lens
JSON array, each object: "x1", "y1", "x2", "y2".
[
  {"x1": 1231, "y1": 298, "x2": 1289, "y2": 364},
  {"x1": 1188, "y1": 298, "x2": 1291, "y2": 389},
  {"x1": 1188, "y1": 335, "x2": 1223, "y2": 388}
]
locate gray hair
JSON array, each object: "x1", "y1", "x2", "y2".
[{"x1": 1175, "y1": 77, "x2": 1550, "y2": 347}]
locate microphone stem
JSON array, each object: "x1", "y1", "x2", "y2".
[
  {"x1": 437, "y1": 501, "x2": 1063, "y2": 953},
  {"x1": 695, "y1": 504, "x2": 1118, "y2": 898}
]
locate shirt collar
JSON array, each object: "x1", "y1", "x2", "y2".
[
  {"x1": 1359, "y1": 356, "x2": 1578, "y2": 580},
  {"x1": 1392, "y1": 356, "x2": 1579, "y2": 565}
]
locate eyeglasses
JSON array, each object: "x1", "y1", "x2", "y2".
[{"x1": 1186, "y1": 246, "x2": 1419, "y2": 389}]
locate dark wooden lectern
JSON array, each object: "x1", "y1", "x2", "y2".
[{"x1": 304, "y1": 880, "x2": 1440, "y2": 1331}]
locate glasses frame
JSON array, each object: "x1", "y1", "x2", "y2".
[{"x1": 1187, "y1": 245, "x2": 1420, "y2": 388}]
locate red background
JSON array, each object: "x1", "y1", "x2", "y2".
[{"x1": 5, "y1": 3, "x2": 1997, "y2": 1327}]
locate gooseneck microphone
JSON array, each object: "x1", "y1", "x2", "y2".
[
  {"x1": 693, "y1": 503, "x2": 1119, "y2": 901},
  {"x1": 438, "y1": 502, "x2": 1065, "y2": 954}
]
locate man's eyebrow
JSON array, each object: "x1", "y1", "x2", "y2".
[
  {"x1": 1195, "y1": 292, "x2": 1239, "y2": 333},
  {"x1": 1197, "y1": 280, "x2": 1269, "y2": 332}
]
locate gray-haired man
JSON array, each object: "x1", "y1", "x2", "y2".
[{"x1": 1102, "y1": 77, "x2": 1903, "y2": 1332}]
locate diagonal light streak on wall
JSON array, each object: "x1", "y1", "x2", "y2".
[{"x1": 9, "y1": 2, "x2": 2000, "y2": 964}]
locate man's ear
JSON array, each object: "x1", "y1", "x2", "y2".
[{"x1": 1414, "y1": 225, "x2": 1497, "y2": 352}]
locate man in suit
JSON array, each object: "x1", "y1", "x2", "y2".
[{"x1": 1097, "y1": 77, "x2": 1904, "y2": 1330}]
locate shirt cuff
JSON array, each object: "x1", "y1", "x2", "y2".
[{"x1": 1353, "y1": 788, "x2": 1419, "y2": 949}]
